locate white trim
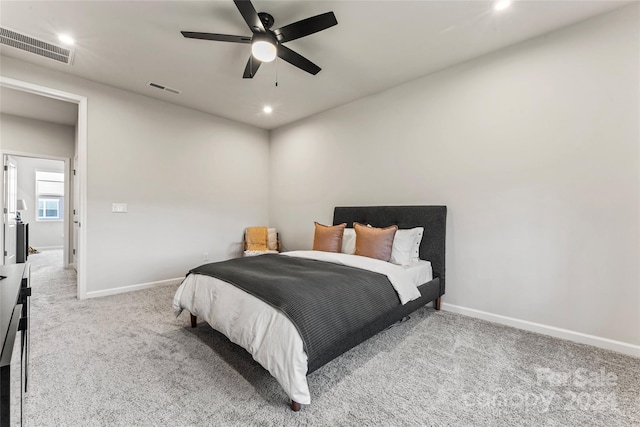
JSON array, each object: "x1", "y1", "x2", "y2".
[
  {"x1": 0, "y1": 76, "x2": 89, "y2": 300},
  {"x1": 85, "y1": 277, "x2": 183, "y2": 299},
  {"x1": 77, "y1": 96, "x2": 87, "y2": 299},
  {"x1": 441, "y1": 303, "x2": 640, "y2": 358},
  {"x1": 0, "y1": 151, "x2": 69, "y2": 162}
]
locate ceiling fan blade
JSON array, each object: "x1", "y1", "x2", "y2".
[
  {"x1": 233, "y1": 0, "x2": 265, "y2": 33},
  {"x1": 277, "y1": 45, "x2": 321, "y2": 75},
  {"x1": 274, "y1": 12, "x2": 337, "y2": 43},
  {"x1": 243, "y1": 56, "x2": 262, "y2": 79},
  {"x1": 181, "y1": 31, "x2": 251, "y2": 43}
]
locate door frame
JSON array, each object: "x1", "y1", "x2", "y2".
[
  {"x1": 72, "y1": 154, "x2": 78, "y2": 269},
  {"x1": 0, "y1": 76, "x2": 88, "y2": 299},
  {"x1": 3, "y1": 155, "x2": 18, "y2": 264}
]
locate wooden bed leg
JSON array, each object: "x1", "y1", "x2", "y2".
[
  {"x1": 290, "y1": 400, "x2": 301, "y2": 412},
  {"x1": 434, "y1": 298, "x2": 441, "y2": 311},
  {"x1": 190, "y1": 313, "x2": 197, "y2": 328}
]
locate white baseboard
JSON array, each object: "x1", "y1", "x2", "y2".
[
  {"x1": 441, "y1": 303, "x2": 640, "y2": 358},
  {"x1": 34, "y1": 246, "x2": 63, "y2": 250},
  {"x1": 85, "y1": 277, "x2": 183, "y2": 299}
]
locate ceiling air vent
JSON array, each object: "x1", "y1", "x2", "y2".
[
  {"x1": 0, "y1": 27, "x2": 73, "y2": 65},
  {"x1": 147, "y1": 82, "x2": 182, "y2": 95}
]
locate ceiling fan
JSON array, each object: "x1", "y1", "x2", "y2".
[{"x1": 181, "y1": 0, "x2": 338, "y2": 79}]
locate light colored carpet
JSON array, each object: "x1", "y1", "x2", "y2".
[{"x1": 18, "y1": 249, "x2": 640, "y2": 426}]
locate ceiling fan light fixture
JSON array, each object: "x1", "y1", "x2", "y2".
[
  {"x1": 252, "y1": 39, "x2": 277, "y2": 62},
  {"x1": 180, "y1": 1, "x2": 337, "y2": 78}
]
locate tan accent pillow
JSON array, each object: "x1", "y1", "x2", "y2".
[
  {"x1": 354, "y1": 222, "x2": 398, "y2": 261},
  {"x1": 246, "y1": 226, "x2": 268, "y2": 251},
  {"x1": 313, "y1": 222, "x2": 346, "y2": 253}
]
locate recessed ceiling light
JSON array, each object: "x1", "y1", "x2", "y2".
[
  {"x1": 263, "y1": 105, "x2": 273, "y2": 114},
  {"x1": 58, "y1": 34, "x2": 75, "y2": 45},
  {"x1": 493, "y1": 0, "x2": 512, "y2": 12}
]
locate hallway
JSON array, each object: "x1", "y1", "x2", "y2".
[{"x1": 27, "y1": 249, "x2": 76, "y2": 305}]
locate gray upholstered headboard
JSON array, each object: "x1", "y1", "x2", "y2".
[{"x1": 333, "y1": 206, "x2": 447, "y2": 291}]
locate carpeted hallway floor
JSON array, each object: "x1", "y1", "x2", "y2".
[{"x1": 17, "y1": 249, "x2": 640, "y2": 426}]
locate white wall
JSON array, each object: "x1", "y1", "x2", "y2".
[
  {"x1": 270, "y1": 6, "x2": 639, "y2": 347},
  {"x1": 1, "y1": 113, "x2": 75, "y2": 158},
  {"x1": 14, "y1": 156, "x2": 66, "y2": 248},
  {"x1": 0, "y1": 57, "x2": 270, "y2": 294}
]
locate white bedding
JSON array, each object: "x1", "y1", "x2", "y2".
[
  {"x1": 402, "y1": 260, "x2": 433, "y2": 287},
  {"x1": 173, "y1": 251, "x2": 424, "y2": 405}
]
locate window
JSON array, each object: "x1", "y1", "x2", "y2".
[
  {"x1": 38, "y1": 198, "x2": 60, "y2": 219},
  {"x1": 36, "y1": 171, "x2": 64, "y2": 221}
]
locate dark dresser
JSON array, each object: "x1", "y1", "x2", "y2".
[
  {"x1": 16, "y1": 224, "x2": 29, "y2": 264},
  {"x1": 0, "y1": 263, "x2": 31, "y2": 427}
]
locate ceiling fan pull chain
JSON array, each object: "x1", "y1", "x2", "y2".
[{"x1": 275, "y1": 57, "x2": 279, "y2": 87}]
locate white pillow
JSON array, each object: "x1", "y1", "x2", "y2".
[
  {"x1": 341, "y1": 228, "x2": 356, "y2": 255},
  {"x1": 267, "y1": 228, "x2": 278, "y2": 251},
  {"x1": 390, "y1": 227, "x2": 424, "y2": 266},
  {"x1": 412, "y1": 227, "x2": 424, "y2": 262}
]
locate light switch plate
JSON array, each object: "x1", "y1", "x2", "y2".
[{"x1": 112, "y1": 203, "x2": 127, "y2": 213}]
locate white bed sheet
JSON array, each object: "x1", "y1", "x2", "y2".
[
  {"x1": 174, "y1": 273, "x2": 310, "y2": 403},
  {"x1": 173, "y1": 251, "x2": 426, "y2": 405},
  {"x1": 401, "y1": 260, "x2": 433, "y2": 287}
]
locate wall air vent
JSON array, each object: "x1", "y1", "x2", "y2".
[
  {"x1": 0, "y1": 27, "x2": 73, "y2": 65},
  {"x1": 147, "y1": 82, "x2": 182, "y2": 95}
]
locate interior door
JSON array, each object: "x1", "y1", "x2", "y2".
[
  {"x1": 4, "y1": 155, "x2": 18, "y2": 264},
  {"x1": 72, "y1": 154, "x2": 79, "y2": 269}
]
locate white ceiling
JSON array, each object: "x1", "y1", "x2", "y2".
[
  {"x1": 0, "y1": 86, "x2": 78, "y2": 126},
  {"x1": 0, "y1": 1, "x2": 630, "y2": 130}
]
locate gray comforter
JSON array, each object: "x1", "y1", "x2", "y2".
[{"x1": 189, "y1": 254, "x2": 401, "y2": 367}]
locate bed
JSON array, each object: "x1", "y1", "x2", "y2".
[{"x1": 173, "y1": 205, "x2": 447, "y2": 411}]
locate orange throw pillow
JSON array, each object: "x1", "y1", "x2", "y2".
[
  {"x1": 245, "y1": 226, "x2": 268, "y2": 251},
  {"x1": 354, "y1": 222, "x2": 398, "y2": 262},
  {"x1": 313, "y1": 222, "x2": 347, "y2": 253}
]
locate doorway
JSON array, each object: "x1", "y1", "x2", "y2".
[
  {"x1": 3, "y1": 154, "x2": 70, "y2": 272},
  {"x1": 0, "y1": 76, "x2": 88, "y2": 299}
]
